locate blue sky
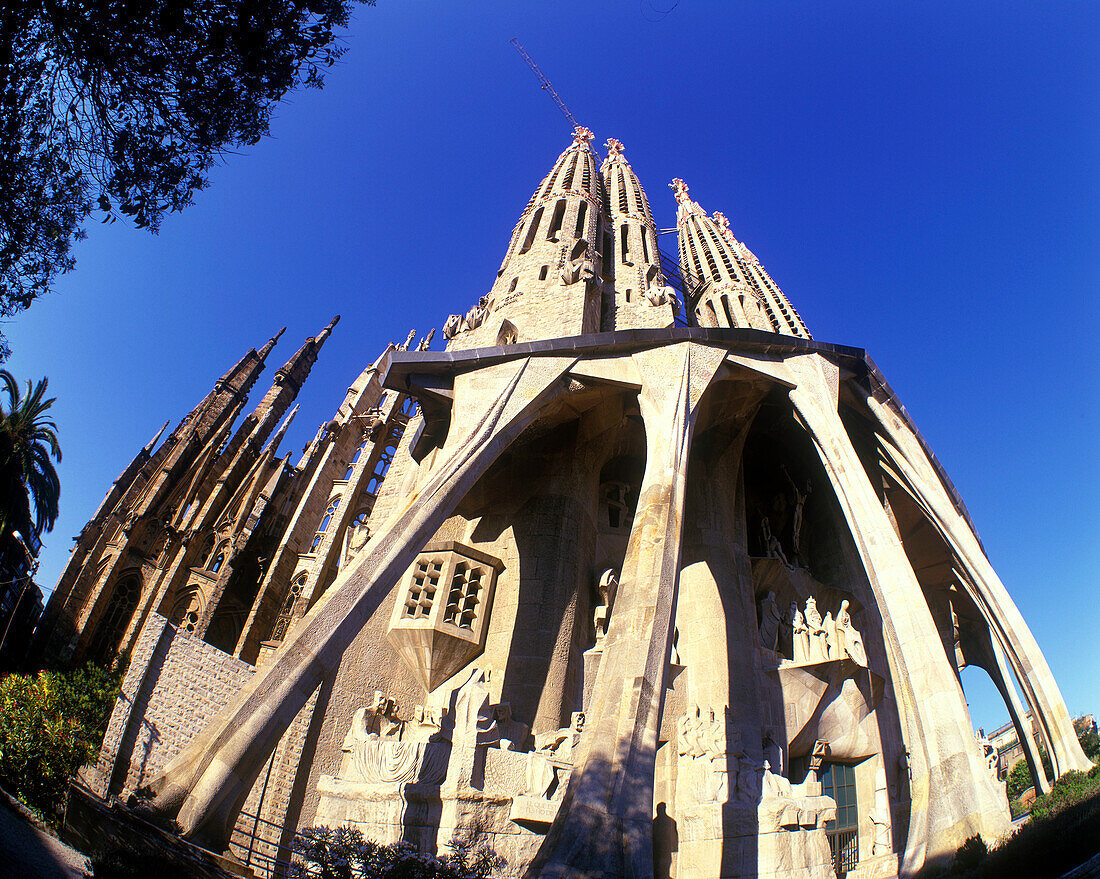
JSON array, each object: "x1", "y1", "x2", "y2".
[{"x1": 5, "y1": 1, "x2": 1097, "y2": 732}]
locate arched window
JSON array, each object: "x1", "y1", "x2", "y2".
[
  {"x1": 207, "y1": 540, "x2": 229, "y2": 574},
  {"x1": 547, "y1": 199, "x2": 567, "y2": 240},
  {"x1": 344, "y1": 434, "x2": 370, "y2": 480},
  {"x1": 270, "y1": 574, "x2": 306, "y2": 642},
  {"x1": 311, "y1": 497, "x2": 341, "y2": 551},
  {"x1": 366, "y1": 446, "x2": 397, "y2": 496},
  {"x1": 574, "y1": 200, "x2": 588, "y2": 238},
  {"x1": 520, "y1": 207, "x2": 543, "y2": 254},
  {"x1": 87, "y1": 573, "x2": 142, "y2": 663}
]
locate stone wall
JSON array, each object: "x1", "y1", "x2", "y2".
[{"x1": 91, "y1": 614, "x2": 256, "y2": 798}]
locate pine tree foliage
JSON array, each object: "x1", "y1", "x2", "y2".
[{"x1": 0, "y1": 0, "x2": 375, "y2": 357}]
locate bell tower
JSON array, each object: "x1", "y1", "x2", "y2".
[{"x1": 444, "y1": 127, "x2": 609, "y2": 350}]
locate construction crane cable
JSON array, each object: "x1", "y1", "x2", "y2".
[{"x1": 510, "y1": 38, "x2": 583, "y2": 135}]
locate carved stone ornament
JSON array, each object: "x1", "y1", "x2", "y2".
[{"x1": 386, "y1": 540, "x2": 503, "y2": 692}]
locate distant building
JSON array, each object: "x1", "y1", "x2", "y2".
[
  {"x1": 37, "y1": 130, "x2": 1092, "y2": 879},
  {"x1": 0, "y1": 530, "x2": 43, "y2": 670}
]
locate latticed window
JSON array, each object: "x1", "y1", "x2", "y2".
[
  {"x1": 311, "y1": 496, "x2": 341, "y2": 551},
  {"x1": 403, "y1": 559, "x2": 442, "y2": 619},
  {"x1": 271, "y1": 574, "x2": 306, "y2": 642},
  {"x1": 387, "y1": 541, "x2": 504, "y2": 692},
  {"x1": 444, "y1": 563, "x2": 483, "y2": 629},
  {"x1": 822, "y1": 762, "x2": 859, "y2": 876}
]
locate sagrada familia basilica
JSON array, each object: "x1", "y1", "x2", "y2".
[{"x1": 34, "y1": 128, "x2": 1089, "y2": 878}]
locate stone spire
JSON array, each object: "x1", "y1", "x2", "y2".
[
  {"x1": 445, "y1": 127, "x2": 609, "y2": 350},
  {"x1": 673, "y1": 180, "x2": 810, "y2": 337},
  {"x1": 602, "y1": 139, "x2": 675, "y2": 329}
]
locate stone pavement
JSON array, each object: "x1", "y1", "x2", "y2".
[{"x1": 0, "y1": 793, "x2": 89, "y2": 879}]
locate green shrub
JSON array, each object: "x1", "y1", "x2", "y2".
[
  {"x1": 289, "y1": 826, "x2": 502, "y2": 879},
  {"x1": 1028, "y1": 769, "x2": 1100, "y2": 821},
  {"x1": 0, "y1": 663, "x2": 121, "y2": 818}
]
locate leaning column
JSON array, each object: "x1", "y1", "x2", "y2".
[{"x1": 530, "y1": 343, "x2": 726, "y2": 879}]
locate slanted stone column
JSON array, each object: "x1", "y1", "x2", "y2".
[
  {"x1": 866, "y1": 394, "x2": 1091, "y2": 780},
  {"x1": 988, "y1": 636, "x2": 1051, "y2": 795},
  {"x1": 530, "y1": 343, "x2": 726, "y2": 879},
  {"x1": 145, "y1": 356, "x2": 574, "y2": 849},
  {"x1": 786, "y1": 354, "x2": 1009, "y2": 872}
]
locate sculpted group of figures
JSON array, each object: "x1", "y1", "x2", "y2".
[{"x1": 758, "y1": 591, "x2": 867, "y2": 667}]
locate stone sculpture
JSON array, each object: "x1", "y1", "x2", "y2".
[
  {"x1": 789, "y1": 601, "x2": 810, "y2": 663},
  {"x1": 593, "y1": 569, "x2": 618, "y2": 642},
  {"x1": 836, "y1": 599, "x2": 867, "y2": 666},
  {"x1": 762, "y1": 515, "x2": 792, "y2": 569},
  {"x1": 442, "y1": 313, "x2": 462, "y2": 339},
  {"x1": 870, "y1": 811, "x2": 891, "y2": 856},
  {"x1": 758, "y1": 590, "x2": 782, "y2": 651},
  {"x1": 806, "y1": 597, "x2": 828, "y2": 662}
]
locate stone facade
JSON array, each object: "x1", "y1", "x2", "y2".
[{"x1": 41, "y1": 130, "x2": 1090, "y2": 879}]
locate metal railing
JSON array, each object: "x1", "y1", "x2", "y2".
[{"x1": 827, "y1": 827, "x2": 859, "y2": 876}]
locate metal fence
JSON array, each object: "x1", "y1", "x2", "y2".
[{"x1": 828, "y1": 827, "x2": 859, "y2": 877}]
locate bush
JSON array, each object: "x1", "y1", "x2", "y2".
[
  {"x1": 929, "y1": 766, "x2": 1100, "y2": 878},
  {"x1": 289, "y1": 826, "x2": 502, "y2": 879},
  {"x1": 0, "y1": 663, "x2": 121, "y2": 818},
  {"x1": 1028, "y1": 767, "x2": 1100, "y2": 821}
]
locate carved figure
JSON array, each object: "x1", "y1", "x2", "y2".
[
  {"x1": 524, "y1": 752, "x2": 557, "y2": 799},
  {"x1": 448, "y1": 669, "x2": 499, "y2": 749},
  {"x1": 836, "y1": 599, "x2": 867, "y2": 666},
  {"x1": 789, "y1": 601, "x2": 809, "y2": 663},
  {"x1": 823, "y1": 611, "x2": 837, "y2": 659},
  {"x1": 728, "y1": 727, "x2": 746, "y2": 800},
  {"x1": 783, "y1": 465, "x2": 812, "y2": 558},
  {"x1": 758, "y1": 590, "x2": 781, "y2": 651},
  {"x1": 805, "y1": 597, "x2": 828, "y2": 662},
  {"x1": 397, "y1": 329, "x2": 416, "y2": 351},
  {"x1": 761, "y1": 516, "x2": 791, "y2": 568},
  {"x1": 646, "y1": 281, "x2": 676, "y2": 308},
  {"x1": 594, "y1": 569, "x2": 618, "y2": 642},
  {"x1": 870, "y1": 811, "x2": 891, "y2": 856},
  {"x1": 443, "y1": 314, "x2": 462, "y2": 339},
  {"x1": 416, "y1": 328, "x2": 435, "y2": 351}
]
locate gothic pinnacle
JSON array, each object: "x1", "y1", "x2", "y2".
[
  {"x1": 258, "y1": 327, "x2": 286, "y2": 362},
  {"x1": 315, "y1": 316, "x2": 340, "y2": 347},
  {"x1": 143, "y1": 420, "x2": 170, "y2": 454}
]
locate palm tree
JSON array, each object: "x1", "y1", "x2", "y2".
[{"x1": 0, "y1": 370, "x2": 61, "y2": 546}]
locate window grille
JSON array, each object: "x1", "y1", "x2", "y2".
[
  {"x1": 822, "y1": 762, "x2": 860, "y2": 876},
  {"x1": 443, "y1": 563, "x2": 482, "y2": 629},
  {"x1": 403, "y1": 560, "x2": 442, "y2": 619}
]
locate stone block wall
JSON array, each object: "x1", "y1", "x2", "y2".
[{"x1": 92, "y1": 614, "x2": 256, "y2": 798}]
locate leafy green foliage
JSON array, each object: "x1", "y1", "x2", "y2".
[
  {"x1": 923, "y1": 765, "x2": 1100, "y2": 879},
  {"x1": 0, "y1": 663, "x2": 121, "y2": 818},
  {"x1": 0, "y1": 0, "x2": 376, "y2": 355},
  {"x1": 1005, "y1": 757, "x2": 1034, "y2": 801},
  {"x1": 289, "y1": 826, "x2": 502, "y2": 879}
]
